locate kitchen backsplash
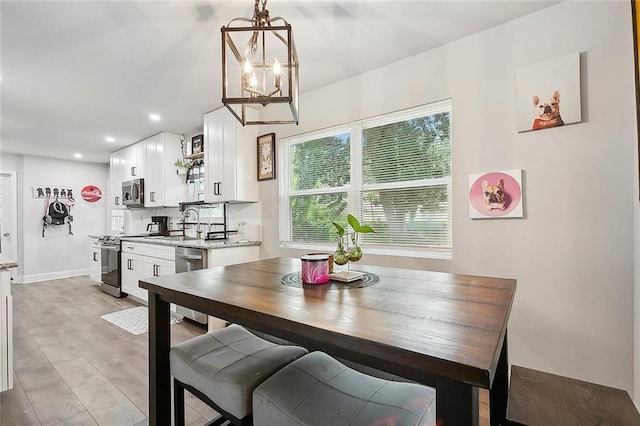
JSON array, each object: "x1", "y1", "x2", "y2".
[{"x1": 124, "y1": 202, "x2": 261, "y2": 241}]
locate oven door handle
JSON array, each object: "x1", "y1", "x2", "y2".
[{"x1": 101, "y1": 245, "x2": 119, "y2": 252}]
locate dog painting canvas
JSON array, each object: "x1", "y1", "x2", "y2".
[
  {"x1": 469, "y1": 169, "x2": 524, "y2": 219},
  {"x1": 516, "y1": 53, "x2": 581, "y2": 133}
]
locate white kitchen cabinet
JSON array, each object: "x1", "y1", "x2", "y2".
[
  {"x1": 142, "y1": 256, "x2": 175, "y2": 281},
  {"x1": 121, "y1": 251, "x2": 143, "y2": 300},
  {"x1": 89, "y1": 241, "x2": 101, "y2": 283},
  {"x1": 144, "y1": 132, "x2": 187, "y2": 207},
  {"x1": 1, "y1": 269, "x2": 13, "y2": 392},
  {"x1": 109, "y1": 150, "x2": 126, "y2": 210},
  {"x1": 124, "y1": 142, "x2": 145, "y2": 180},
  {"x1": 121, "y1": 242, "x2": 175, "y2": 302},
  {"x1": 206, "y1": 245, "x2": 260, "y2": 332},
  {"x1": 207, "y1": 245, "x2": 259, "y2": 267},
  {"x1": 204, "y1": 108, "x2": 258, "y2": 202}
]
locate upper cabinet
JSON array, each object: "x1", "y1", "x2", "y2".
[
  {"x1": 144, "y1": 132, "x2": 188, "y2": 207},
  {"x1": 204, "y1": 108, "x2": 258, "y2": 203},
  {"x1": 109, "y1": 149, "x2": 126, "y2": 210},
  {"x1": 124, "y1": 142, "x2": 145, "y2": 180},
  {"x1": 109, "y1": 132, "x2": 188, "y2": 211}
]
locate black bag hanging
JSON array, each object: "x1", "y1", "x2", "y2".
[{"x1": 42, "y1": 197, "x2": 73, "y2": 237}]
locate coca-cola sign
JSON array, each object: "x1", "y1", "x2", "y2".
[{"x1": 81, "y1": 185, "x2": 102, "y2": 202}]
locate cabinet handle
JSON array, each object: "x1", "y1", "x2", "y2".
[
  {"x1": 128, "y1": 259, "x2": 133, "y2": 270},
  {"x1": 131, "y1": 166, "x2": 137, "y2": 176},
  {"x1": 115, "y1": 196, "x2": 120, "y2": 206},
  {"x1": 150, "y1": 191, "x2": 156, "y2": 202},
  {"x1": 154, "y1": 264, "x2": 159, "y2": 276},
  {"x1": 214, "y1": 182, "x2": 222, "y2": 196},
  {"x1": 93, "y1": 253, "x2": 98, "y2": 261}
]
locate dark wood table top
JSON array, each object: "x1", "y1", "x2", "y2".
[{"x1": 140, "y1": 257, "x2": 516, "y2": 390}]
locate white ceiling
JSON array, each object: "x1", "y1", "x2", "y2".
[{"x1": 1, "y1": 0, "x2": 559, "y2": 164}]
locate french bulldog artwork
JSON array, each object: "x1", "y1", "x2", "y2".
[
  {"x1": 482, "y1": 179, "x2": 507, "y2": 211},
  {"x1": 468, "y1": 169, "x2": 524, "y2": 219},
  {"x1": 531, "y1": 91, "x2": 565, "y2": 131}
]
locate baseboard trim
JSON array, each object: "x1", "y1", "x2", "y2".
[{"x1": 21, "y1": 269, "x2": 89, "y2": 284}]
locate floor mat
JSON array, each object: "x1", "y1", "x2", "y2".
[{"x1": 100, "y1": 306, "x2": 181, "y2": 335}]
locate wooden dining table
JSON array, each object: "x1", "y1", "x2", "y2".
[{"x1": 140, "y1": 257, "x2": 516, "y2": 426}]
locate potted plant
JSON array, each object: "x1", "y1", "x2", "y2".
[
  {"x1": 174, "y1": 159, "x2": 191, "y2": 175},
  {"x1": 332, "y1": 214, "x2": 376, "y2": 267}
]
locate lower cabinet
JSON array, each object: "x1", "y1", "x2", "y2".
[
  {"x1": 121, "y1": 242, "x2": 175, "y2": 303},
  {"x1": 89, "y1": 241, "x2": 102, "y2": 283},
  {"x1": 206, "y1": 246, "x2": 260, "y2": 331}
]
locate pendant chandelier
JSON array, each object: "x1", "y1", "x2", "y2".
[{"x1": 221, "y1": 0, "x2": 299, "y2": 126}]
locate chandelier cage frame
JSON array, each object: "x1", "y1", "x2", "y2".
[{"x1": 221, "y1": 3, "x2": 299, "y2": 126}]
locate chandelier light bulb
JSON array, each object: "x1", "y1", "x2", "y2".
[
  {"x1": 243, "y1": 58, "x2": 252, "y2": 75},
  {"x1": 273, "y1": 58, "x2": 281, "y2": 89}
]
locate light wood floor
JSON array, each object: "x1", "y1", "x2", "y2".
[{"x1": 0, "y1": 275, "x2": 489, "y2": 425}]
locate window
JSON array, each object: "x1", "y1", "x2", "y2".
[{"x1": 279, "y1": 99, "x2": 452, "y2": 259}]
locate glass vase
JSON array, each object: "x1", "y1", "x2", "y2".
[
  {"x1": 334, "y1": 235, "x2": 349, "y2": 266},
  {"x1": 347, "y1": 232, "x2": 362, "y2": 262}
]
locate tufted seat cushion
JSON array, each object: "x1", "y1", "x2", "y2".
[
  {"x1": 170, "y1": 324, "x2": 308, "y2": 420},
  {"x1": 253, "y1": 351, "x2": 436, "y2": 426}
]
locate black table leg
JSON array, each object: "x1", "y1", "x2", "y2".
[
  {"x1": 436, "y1": 377, "x2": 479, "y2": 426},
  {"x1": 148, "y1": 291, "x2": 171, "y2": 426},
  {"x1": 490, "y1": 333, "x2": 509, "y2": 426}
]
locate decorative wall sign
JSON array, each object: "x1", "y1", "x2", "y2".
[
  {"x1": 468, "y1": 169, "x2": 524, "y2": 219},
  {"x1": 257, "y1": 133, "x2": 276, "y2": 181},
  {"x1": 516, "y1": 52, "x2": 582, "y2": 132},
  {"x1": 191, "y1": 134, "x2": 203, "y2": 155},
  {"x1": 32, "y1": 186, "x2": 74, "y2": 199},
  {"x1": 81, "y1": 186, "x2": 102, "y2": 202}
]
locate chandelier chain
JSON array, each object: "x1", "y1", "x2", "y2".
[{"x1": 250, "y1": 0, "x2": 269, "y2": 55}]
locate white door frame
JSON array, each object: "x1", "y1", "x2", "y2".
[{"x1": 0, "y1": 171, "x2": 18, "y2": 281}]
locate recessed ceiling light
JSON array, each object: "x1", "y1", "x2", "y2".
[
  {"x1": 149, "y1": 113, "x2": 161, "y2": 122},
  {"x1": 74, "y1": 153, "x2": 83, "y2": 159},
  {"x1": 105, "y1": 136, "x2": 115, "y2": 142}
]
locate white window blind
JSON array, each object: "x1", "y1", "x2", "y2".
[{"x1": 279, "y1": 99, "x2": 452, "y2": 258}]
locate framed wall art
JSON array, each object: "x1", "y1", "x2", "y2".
[
  {"x1": 191, "y1": 134, "x2": 203, "y2": 155},
  {"x1": 468, "y1": 169, "x2": 524, "y2": 219},
  {"x1": 257, "y1": 133, "x2": 276, "y2": 181},
  {"x1": 516, "y1": 52, "x2": 582, "y2": 133}
]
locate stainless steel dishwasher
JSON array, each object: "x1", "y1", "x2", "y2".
[{"x1": 175, "y1": 246, "x2": 208, "y2": 324}]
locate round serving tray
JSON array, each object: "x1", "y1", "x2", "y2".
[{"x1": 280, "y1": 271, "x2": 380, "y2": 290}]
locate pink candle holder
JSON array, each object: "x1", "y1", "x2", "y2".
[{"x1": 301, "y1": 254, "x2": 330, "y2": 284}]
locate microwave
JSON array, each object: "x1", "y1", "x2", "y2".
[{"x1": 122, "y1": 179, "x2": 144, "y2": 207}]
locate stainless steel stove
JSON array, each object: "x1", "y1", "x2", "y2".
[{"x1": 98, "y1": 235, "x2": 123, "y2": 297}]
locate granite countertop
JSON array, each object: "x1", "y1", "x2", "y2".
[
  {"x1": 120, "y1": 236, "x2": 261, "y2": 250},
  {"x1": 0, "y1": 255, "x2": 18, "y2": 270}
]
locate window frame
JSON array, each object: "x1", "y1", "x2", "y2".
[{"x1": 278, "y1": 100, "x2": 452, "y2": 260}]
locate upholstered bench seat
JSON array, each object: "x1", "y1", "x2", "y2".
[
  {"x1": 170, "y1": 324, "x2": 308, "y2": 425},
  {"x1": 253, "y1": 351, "x2": 436, "y2": 426}
]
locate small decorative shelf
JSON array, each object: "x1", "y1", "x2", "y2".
[{"x1": 185, "y1": 152, "x2": 204, "y2": 160}]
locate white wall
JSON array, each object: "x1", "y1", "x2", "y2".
[
  {"x1": 259, "y1": 1, "x2": 637, "y2": 395},
  {"x1": 22, "y1": 155, "x2": 108, "y2": 282}
]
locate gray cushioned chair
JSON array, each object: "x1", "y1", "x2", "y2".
[
  {"x1": 170, "y1": 324, "x2": 308, "y2": 426},
  {"x1": 253, "y1": 351, "x2": 436, "y2": 426}
]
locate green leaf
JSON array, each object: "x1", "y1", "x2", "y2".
[
  {"x1": 347, "y1": 214, "x2": 360, "y2": 232},
  {"x1": 332, "y1": 222, "x2": 346, "y2": 236},
  {"x1": 358, "y1": 225, "x2": 376, "y2": 234}
]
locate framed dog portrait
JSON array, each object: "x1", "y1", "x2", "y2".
[
  {"x1": 468, "y1": 169, "x2": 524, "y2": 219},
  {"x1": 257, "y1": 133, "x2": 276, "y2": 181},
  {"x1": 516, "y1": 52, "x2": 582, "y2": 133}
]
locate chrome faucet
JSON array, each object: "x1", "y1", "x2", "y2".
[{"x1": 182, "y1": 207, "x2": 202, "y2": 239}]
